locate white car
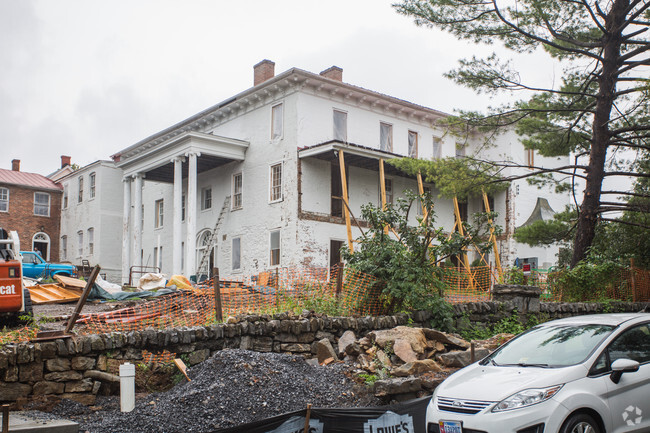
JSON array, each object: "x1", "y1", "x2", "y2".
[{"x1": 427, "y1": 313, "x2": 650, "y2": 433}]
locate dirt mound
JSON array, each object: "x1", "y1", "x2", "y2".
[{"x1": 47, "y1": 349, "x2": 380, "y2": 433}]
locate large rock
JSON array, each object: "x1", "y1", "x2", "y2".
[
  {"x1": 33, "y1": 381, "x2": 65, "y2": 395},
  {"x1": 0, "y1": 382, "x2": 32, "y2": 400},
  {"x1": 391, "y1": 359, "x2": 442, "y2": 377},
  {"x1": 315, "y1": 338, "x2": 338, "y2": 364},
  {"x1": 393, "y1": 339, "x2": 418, "y2": 363},
  {"x1": 337, "y1": 331, "x2": 356, "y2": 358},
  {"x1": 369, "y1": 326, "x2": 428, "y2": 354},
  {"x1": 422, "y1": 329, "x2": 470, "y2": 349},
  {"x1": 373, "y1": 377, "x2": 422, "y2": 397},
  {"x1": 437, "y1": 348, "x2": 490, "y2": 368}
]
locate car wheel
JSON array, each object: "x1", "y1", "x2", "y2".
[{"x1": 560, "y1": 413, "x2": 601, "y2": 433}]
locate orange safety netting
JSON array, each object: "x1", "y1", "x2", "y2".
[
  {"x1": 440, "y1": 265, "x2": 494, "y2": 303},
  {"x1": 141, "y1": 349, "x2": 176, "y2": 364}
]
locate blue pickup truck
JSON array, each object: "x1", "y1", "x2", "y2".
[{"x1": 20, "y1": 251, "x2": 77, "y2": 280}]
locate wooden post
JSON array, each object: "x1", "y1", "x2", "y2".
[
  {"x1": 213, "y1": 267, "x2": 223, "y2": 322},
  {"x1": 2, "y1": 404, "x2": 9, "y2": 433},
  {"x1": 339, "y1": 150, "x2": 353, "y2": 252},
  {"x1": 335, "y1": 262, "x2": 344, "y2": 297},
  {"x1": 65, "y1": 265, "x2": 101, "y2": 334},
  {"x1": 417, "y1": 171, "x2": 428, "y2": 223},
  {"x1": 482, "y1": 191, "x2": 503, "y2": 280},
  {"x1": 303, "y1": 404, "x2": 312, "y2": 433},
  {"x1": 453, "y1": 197, "x2": 474, "y2": 291},
  {"x1": 379, "y1": 158, "x2": 388, "y2": 235}
]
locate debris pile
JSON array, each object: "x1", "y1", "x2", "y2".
[{"x1": 36, "y1": 349, "x2": 381, "y2": 433}]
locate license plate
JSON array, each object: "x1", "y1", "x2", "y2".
[{"x1": 439, "y1": 420, "x2": 462, "y2": 433}]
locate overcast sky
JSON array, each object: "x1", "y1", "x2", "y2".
[{"x1": 0, "y1": 0, "x2": 558, "y2": 175}]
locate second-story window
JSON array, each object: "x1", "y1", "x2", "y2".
[
  {"x1": 155, "y1": 199, "x2": 164, "y2": 228},
  {"x1": 0, "y1": 188, "x2": 8, "y2": 212},
  {"x1": 34, "y1": 192, "x2": 50, "y2": 216},
  {"x1": 333, "y1": 110, "x2": 347, "y2": 142},
  {"x1": 78, "y1": 176, "x2": 84, "y2": 203},
  {"x1": 380, "y1": 122, "x2": 393, "y2": 152},
  {"x1": 232, "y1": 173, "x2": 243, "y2": 210},
  {"x1": 408, "y1": 131, "x2": 418, "y2": 158},
  {"x1": 89, "y1": 173, "x2": 96, "y2": 198},
  {"x1": 201, "y1": 187, "x2": 212, "y2": 210},
  {"x1": 271, "y1": 103, "x2": 283, "y2": 140},
  {"x1": 270, "y1": 163, "x2": 282, "y2": 202},
  {"x1": 432, "y1": 136, "x2": 442, "y2": 159},
  {"x1": 62, "y1": 186, "x2": 68, "y2": 209}
]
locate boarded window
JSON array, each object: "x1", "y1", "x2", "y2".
[
  {"x1": 333, "y1": 110, "x2": 347, "y2": 142},
  {"x1": 232, "y1": 237, "x2": 241, "y2": 271},
  {"x1": 270, "y1": 230, "x2": 280, "y2": 266},
  {"x1": 408, "y1": 131, "x2": 418, "y2": 158},
  {"x1": 271, "y1": 103, "x2": 283, "y2": 140},
  {"x1": 380, "y1": 122, "x2": 393, "y2": 152},
  {"x1": 270, "y1": 164, "x2": 282, "y2": 202}
]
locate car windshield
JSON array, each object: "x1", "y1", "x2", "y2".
[{"x1": 486, "y1": 324, "x2": 615, "y2": 367}]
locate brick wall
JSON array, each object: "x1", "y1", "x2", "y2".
[{"x1": 0, "y1": 184, "x2": 62, "y2": 262}]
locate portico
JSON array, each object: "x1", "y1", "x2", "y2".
[{"x1": 116, "y1": 131, "x2": 248, "y2": 283}]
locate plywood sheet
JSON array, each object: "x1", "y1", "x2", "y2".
[
  {"x1": 29, "y1": 284, "x2": 82, "y2": 304},
  {"x1": 54, "y1": 275, "x2": 87, "y2": 289}
]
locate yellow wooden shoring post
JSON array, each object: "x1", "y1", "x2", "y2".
[
  {"x1": 379, "y1": 158, "x2": 389, "y2": 235},
  {"x1": 339, "y1": 150, "x2": 353, "y2": 252},
  {"x1": 417, "y1": 171, "x2": 428, "y2": 223},
  {"x1": 453, "y1": 196, "x2": 474, "y2": 291},
  {"x1": 482, "y1": 190, "x2": 503, "y2": 280}
]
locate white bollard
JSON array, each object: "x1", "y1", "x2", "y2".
[{"x1": 119, "y1": 363, "x2": 136, "y2": 412}]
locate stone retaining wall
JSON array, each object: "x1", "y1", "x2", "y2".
[{"x1": 2, "y1": 297, "x2": 648, "y2": 404}]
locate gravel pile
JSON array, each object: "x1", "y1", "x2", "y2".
[{"x1": 37, "y1": 349, "x2": 381, "y2": 433}]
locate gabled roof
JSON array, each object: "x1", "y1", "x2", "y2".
[{"x1": 0, "y1": 168, "x2": 63, "y2": 191}]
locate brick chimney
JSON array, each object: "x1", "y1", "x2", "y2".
[
  {"x1": 11, "y1": 159, "x2": 20, "y2": 171},
  {"x1": 254, "y1": 60, "x2": 275, "y2": 86},
  {"x1": 61, "y1": 155, "x2": 71, "y2": 168},
  {"x1": 320, "y1": 66, "x2": 343, "y2": 82}
]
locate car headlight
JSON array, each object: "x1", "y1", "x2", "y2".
[{"x1": 492, "y1": 385, "x2": 563, "y2": 412}]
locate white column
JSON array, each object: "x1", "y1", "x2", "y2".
[
  {"x1": 132, "y1": 173, "x2": 144, "y2": 269},
  {"x1": 172, "y1": 156, "x2": 185, "y2": 275},
  {"x1": 122, "y1": 177, "x2": 132, "y2": 285},
  {"x1": 185, "y1": 152, "x2": 199, "y2": 277}
]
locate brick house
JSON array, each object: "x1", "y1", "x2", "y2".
[{"x1": 0, "y1": 159, "x2": 63, "y2": 261}]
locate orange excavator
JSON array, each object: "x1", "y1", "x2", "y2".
[{"x1": 0, "y1": 231, "x2": 32, "y2": 324}]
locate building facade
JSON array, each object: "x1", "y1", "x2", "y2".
[
  {"x1": 111, "y1": 61, "x2": 569, "y2": 284},
  {"x1": 0, "y1": 159, "x2": 63, "y2": 261},
  {"x1": 58, "y1": 160, "x2": 124, "y2": 283}
]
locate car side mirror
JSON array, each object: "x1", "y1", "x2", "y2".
[{"x1": 610, "y1": 358, "x2": 640, "y2": 384}]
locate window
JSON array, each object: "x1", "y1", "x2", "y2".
[
  {"x1": 608, "y1": 324, "x2": 650, "y2": 365},
  {"x1": 77, "y1": 231, "x2": 84, "y2": 256},
  {"x1": 0, "y1": 188, "x2": 8, "y2": 212},
  {"x1": 270, "y1": 163, "x2": 282, "y2": 202},
  {"x1": 32, "y1": 232, "x2": 50, "y2": 261},
  {"x1": 63, "y1": 186, "x2": 68, "y2": 209},
  {"x1": 382, "y1": 178, "x2": 393, "y2": 205},
  {"x1": 271, "y1": 103, "x2": 283, "y2": 140},
  {"x1": 61, "y1": 236, "x2": 67, "y2": 261},
  {"x1": 380, "y1": 122, "x2": 393, "y2": 152},
  {"x1": 89, "y1": 172, "x2": 96, "y2": 198},
  {"x1": 455, "y1": 143, "x2": 466, "y2": 158},
  {"x1": 333, "y1": 110, "x2": 347, "y2": 142},
  {"x1": 232, "y1": 237, "x2": 241, "y2": 271},
  {"x1": 408, "y1": 131, "x2": 418, "y2": 158},
  {"x1": 270, "y1": 230, "x2": 280, "y2": 266},
  {"x1": 34, "y1": 192, "x2": 50, "y2": 216},
  {"x1": 432, "y1": 136, "x2": 442, "y2": 159},
  {"x1": 155, "y1": 199, "x2": 164, "y2": 228},
  {"x1": 331, "y1": 162, "x2": 348, "y2": 218},
  {"x1": 232, "y1": 173, "x2": 243, "y2": 210},
  {"x1": 78, "y1": 176, "x2": 84, "y2": 203},
  {"x1": 330, "y1": 240, "x2": 344, "y2": 268},
  {"x1": 181, "y1": 194, "x2": 186, "y2": 221},
  {"x1": 87, "y1": 228, "x2": 94, "y2": 255},
  {"x1": 526, "y1": 148, "x2": 535, "y2": 168},
  {"x1": 201, "y1": 187, "x2": 212, "y2": 210}
]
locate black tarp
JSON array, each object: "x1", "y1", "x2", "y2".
[{"x1": 212, "y1": 397, "x2": 430, "y2": 433}]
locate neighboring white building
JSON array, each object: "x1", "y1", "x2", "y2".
[
  {"x1": 109, "y1": 60, "x2": 569, "y2": 284},
  {"x1": 59, "y1": 160, "x2": 124, "y2": 283}
]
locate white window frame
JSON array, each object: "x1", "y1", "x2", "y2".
[
  {"x1": 408, "y1": 130, "x2": 418, "y2": 158},
  {"x1": 232, "y1": 173, "x2": 243, "y2": 210},
  {"x1": 201, "y1": 187, "x2": 212, "y2": 211},
  {"x1": 155, "y1": 199, "x2": 164, "y2": 229},
  {"x1": 271, "y1": 102, "x2": 284, "y2": 141},
  {"x1": 77, "y1": 231, "x2": 84, "y2": 257},
  {"x1": 89, "y1": 172, "x2": 96, "y2": 199},
  {"x1": 269, "y1": 162, "x2": 283, "y2": 203},
  {"x1": 333, "y1": 109, "x2": 347, "y2": 142},
  {"x1": 78, "y1": 176, "x2": 84, "y2": 203},
  {"x1": 380, "y1": 122, "x2": 393, "y2": 152},
  {"x1": 232, "y1": 236, "x2": 241, "y2": 272},
  {"x1": 34, "y1": 192, "x2": 50, "y2": 217},
  {"x1": 87, "y1": 227, "x2": 94, "y2": 255},
  {"x1": 432, "y1": 136, "x2": 442, "y2": 159},
  {"x1": 0, "y1": 187, "x2": 8, "y2": 212},
  {"x1": 269, "y1": 229, "x2": 281, "y2": 267}
]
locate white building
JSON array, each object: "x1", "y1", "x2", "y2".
[
  {"x1": 111, "y1": 60, "x2": 568, "y2": 284},
  {"x1": 59, "y1": 160, "x2": 124, "y2": 282}
]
